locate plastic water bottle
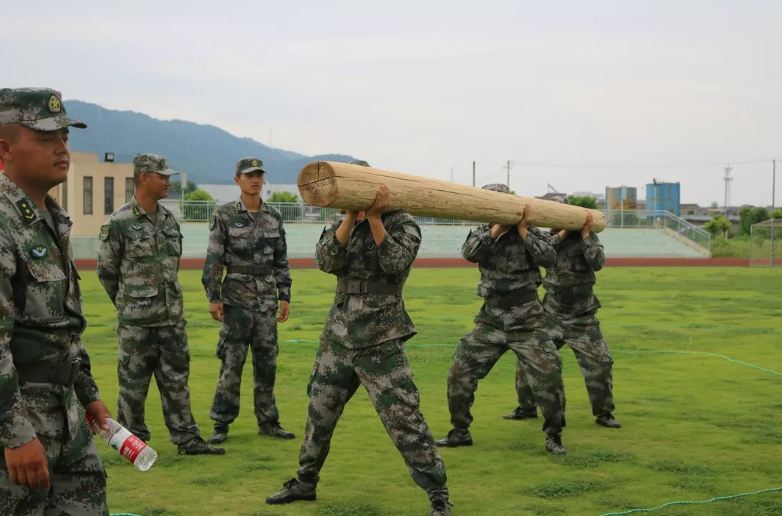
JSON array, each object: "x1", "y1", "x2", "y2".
[{"x1": 89, "y1": 417, "x2": 158, "y2": 471}]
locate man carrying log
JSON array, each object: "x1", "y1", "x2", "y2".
[
  {"x1": 504, "y1": 195, "x2": 620, "y2": 428},
  {"x1": 267, "y1": 160, "x2": 451, "y2": 516},
  {"x1": 436, "y1": 183, "x2": 568, "y2": 455}
]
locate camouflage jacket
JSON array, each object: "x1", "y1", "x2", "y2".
[
  {"x1": 202, "y1": 199, "x2": 291, "y2": 311},
  {"x1": 316, "y1": 211, "x2": 420, "y2": 349},
  {"x1": 97, "y1": 197, "x2": 184, "y2": 326},
  {"x1": 542, "y1": 231, "x2": 605, "y2": 315},
  {"x1": 0, "y1": 174, "x2": 100, "y2": 448}
]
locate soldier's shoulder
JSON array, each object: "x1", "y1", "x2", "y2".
[
  {"x1": 106, "y1": 203, "x2": 133, "y2": 222},
  {"x1": 385, "y1": 210, "x2": 416, "y2": 225},
  {"x1": 266, "y1": 203, "x2": 283, "y2": 220}
]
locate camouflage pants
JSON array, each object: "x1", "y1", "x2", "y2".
[
  {"x1": 447, "y1": 321, "x2": 565, "y2": 437},
  {"x1": 516, "y1": 311, "x2": 615, "y2": 417},
  {"x1": 0, "y1": 418, "x2": 107, "y2": 515},
  {"x1": 210, "y1": 305, "x2": 280, "y2": 427},
  {"x1": 297, "y1": 337, "x2": 447, "y2": 495},
  {"x1": 116, "y1": 322, "x2": 200, "y2": 445}
]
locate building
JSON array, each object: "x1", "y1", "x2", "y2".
[
  {"x1": 605, "y1": 186, "x2": 638, "y2": 210},
  {"x1": 646, "y1": 181, "x2": 681, "y2": 216}
]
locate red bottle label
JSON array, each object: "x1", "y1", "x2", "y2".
[{"x1": 119, "y1": 435, "x2": 146, "y2": 463}]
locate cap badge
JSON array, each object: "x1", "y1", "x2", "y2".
[
  {"x1": 251, "y1": 159, "x2": 259, "y2": 167},
  {"x1": 48, "y1": 95, "x2": 62, "y2": 113}
]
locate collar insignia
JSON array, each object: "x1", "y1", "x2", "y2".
[{"x1": 16, "y1": 200, "x2": 37, "y2": 223}]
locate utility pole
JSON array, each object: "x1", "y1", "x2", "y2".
[
  {"x1": 506, "y1": 160, "x2": 511, "y2": 189},
  {"x1": 772, "y1": 159, "x2": 777, "y2": 267},
  {"x1": 723, "y1": 165, "x2": 733, "y2": 211},
  {"x1": 472, "y1": 161, "x2": 476, "y2": 187}
]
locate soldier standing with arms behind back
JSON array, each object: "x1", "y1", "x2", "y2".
[
  {"x1": 436, "y1": 183, "x2": 568, "y2": 455},
  {"x1": 267, "y1": 160, "x2": 451, "y2": 516},
  {"x1": 505, "y1": 196, "x2": 620, "y2": 429},
  {"x1": 202, "y1": 157, "x2": 294, "y2": 444},
  {"x1": 97, "y1": 153, "x2": 224, "y2": 456},
  {"x1": 0, "y1": 87, "x2": 110, "y2": 514}
]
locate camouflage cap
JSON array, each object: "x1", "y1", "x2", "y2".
[
  {"x1": 481, "y1": 183, "x2": 510, "y2": 194},
  {"x1": 236, "y1": 157, "x2": 266, "y2": 175},
  {"x1": 133, "y1": 153, "x2": 179, "y2": 176},
  {"x1": 0, "y1": 87, "x2": 86, "y2": 130},
  {"x1": 349, "y1": 159, "x2": 370, "y2": 167}
]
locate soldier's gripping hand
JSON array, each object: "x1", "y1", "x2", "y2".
[
  {"x1": 277, "y1": 300, "x2": 290, "y2": 323},
  {"x1": 85, "y1": 399, "x2": 112, "y2": 432},
  {"x1": 490, "y1": 223, "x2": 510, "y2": 239},
  {"x1": 581, "y1": 211, "x2": 593, "y2": 240},
  {"x1": 517, "y1": 205, "x2": 534, "y2": 239},
  {"x1": 4, "y1": 438, "x2": 49, "y2": 490},
  {"x1": 209, "y1": 301, "x2": 224, "y2": 322},
  {"x1": 367, "y1": 184, "x2": 390, "y2": 219}
]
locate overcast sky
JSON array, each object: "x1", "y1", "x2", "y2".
[{"x1": 4, "y1": 0, "x2": 780, "y2": 205}]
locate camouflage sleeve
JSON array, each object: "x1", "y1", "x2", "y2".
[
  {"x1": 315, "y1": 222, "x2": 348, "y2": 274},
  {"x1": 0, "y1": 234, "x2": 37, "y2": 448},
  {"x1": 202, "y1": 213, "x2": 226, "y2": 303},
  {"x1": 461, "y1": 225, "x2": 493, "y2": 263},
  {"x1": 377, "y1": 216, "x2": 421, "y2": 275},
  {"x1": 96, "y1": 221, "x2": 122, "y2": 305},
  {"x1": 274, "y1": 220, "x2": 292, "y2": 302},
  {"x1": 73, "y1": 345, "x2": 101, "y2": 407},
  {"x1": 583, "y1": 232, "x2": 605, "y2": 271},
  {"x1": 523, "y1": 227, "x2": 557, "y2": 267}
]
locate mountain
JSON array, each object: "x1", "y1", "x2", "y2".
[{"x1": 66, "y1": 100, "x2": 355, "y2": 185}]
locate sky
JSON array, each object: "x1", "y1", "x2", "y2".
[{"x1": 3, "y1": 0, "x2": 780, "y2": 206}]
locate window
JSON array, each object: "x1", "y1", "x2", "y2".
[
  {"x1": 125, "y1": 177, "x2": 135, "y2": 203},
  {"x1": 104, "y1": 177, "x2": 114, "y2": 215},
  {"x1": 83, "y1": 176, "x2": 93, "y2": 215}
]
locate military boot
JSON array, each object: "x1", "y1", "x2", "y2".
[
  {"x1": 259, "y1": 422, "x2": 295, "y2": 439},
  {"x1": 435, "y1": 428, "x2": 473, "y2": 447},
  {"x1": 208, "y1": 423, "x2": 229, "y2": 444},
  {"x1": 545, "y1": 434, "x2": 567, "y2": 455},
  {"x1": 596, "y1": 414, "x2": 622, "y2": 428},
  {"x1": 266, "y1": 478, "x2": 317, "y2": 504},
  {"x1": 503, "y1": 406, "x2": 538, "y2": 420},
  {"x1": 429, "y1": 490, "x2": 452, "y2": 516},
  {"x1": 177, "y1": 436, "x2": 226, "y2": 455}
]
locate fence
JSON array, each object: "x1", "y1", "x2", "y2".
[
  {"x1": 749, "y1": 219, "x2": 782, "y2": 267},
  {"x1": 602, "y1": 209, "x2": 711, "y2": 251}
]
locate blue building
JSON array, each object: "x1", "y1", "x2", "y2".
[{"x1": 646, "y1": 181, "x2": 680, "y2": 216}]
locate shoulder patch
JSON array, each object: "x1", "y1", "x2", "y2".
[{"x1": 99, "y1": 224, "x2": 110, "y2": 241}]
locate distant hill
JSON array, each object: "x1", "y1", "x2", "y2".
[{"x1": 66, "y1": 100, "x2": 355, "y2": 184}]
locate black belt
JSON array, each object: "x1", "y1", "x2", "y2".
[
  {"x1": 16, "y1": 360, "x2": 81, "y2": 386},
  {"x1": 549, "y1": 285, "x2": 594, "y2": 302},
  {"x1": 227, "y1": 264, "x2": 269, "y2": 276},
  {"x1": 484, "y1": 289, "x2": 539, "y2": 308},
  {"x1": 337, "y1": 278, "x2": 402, "y2": 296}
]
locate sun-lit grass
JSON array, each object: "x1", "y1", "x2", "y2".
[{"x1": 78, "y1": 266, "x2": 782, "y2": 515}]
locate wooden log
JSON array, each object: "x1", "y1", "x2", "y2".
[{"x1": 298, "y1": 161, "x2": 605, "y2": 232}]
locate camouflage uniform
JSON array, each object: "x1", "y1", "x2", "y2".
[
  {"x1": 295, "y1": 211, "x2": 447, "y2": 499},
  {"x1": 0, "y1": 88, "x2": 107, "y2": 515},
  {"x1": 202, "y1": 198, "x2": 291, "y2": 429},
  {"x1": 97, "y1": 191, "x2": 202, "y2": 446},
  {"x1": 514, "y1": 230, "x2": 616, "y2": 419},
  {"x1": 445, "y1": 221, "x2": 566, "y2": 440}
]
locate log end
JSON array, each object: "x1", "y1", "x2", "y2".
[{"x1": 298, "y1": 161, "x2": 338, "y2": 207}]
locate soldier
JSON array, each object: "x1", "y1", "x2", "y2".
[
  {"x1": 435, "y1": 184, "x2": 568, "y2": 455},
  {"x1": 505, "y1": 197, "x2": 620, "y2": 428},
  {"x1": 97, "y1": 153, "x2": 223, "y2": 456},
  {"x1": 0, "y1": 87, "x2": 109, "y2": 514},
  {"x1": 267, "y1": 161, "x2": 451, "y2": 516},
  {"x1": 202, "y1": 157, "x2": 294, "y2": 444}
]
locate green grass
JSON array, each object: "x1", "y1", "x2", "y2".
[{"x1": 77, "y1": 267, "x2": 782, "y2": 515}]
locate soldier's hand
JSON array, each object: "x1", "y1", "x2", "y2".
[
  {"x1": 4, "y1": 438, "x2": 50, "y2": 490},
  {"x1": 517, "y1": 205, "x2": 533, "y2": 238},
  {"x1": 209, "y1": 302, "x2": 224, "y2": 322},
  {"x1": 557, "y1": 229, "x2": 568, "y2": 240},
  {"x1": 581, "y1": 211, "x2": 593, "y2": 240},
  {"x1": 85, "y1": 399, "x2": 112, "y2": 432},
  {"x1": 366, "y1": 184, "x2": 390, "y2": 219},
  {"x1": 489, "y1": 224, "x2": 509, "y2": 239},
  {"x1": 277, "y1": 300, "x2": 290, "y2": 323}
]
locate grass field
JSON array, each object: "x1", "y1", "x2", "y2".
[{"x1": 79, "y1": 267, "x2": 782, "y2": 516}]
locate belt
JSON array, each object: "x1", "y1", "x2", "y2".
[
  {"x1": 16, "y1": 360, "x2": 81, "y2": 386},
  {"x1": 549, "y1": 285, "x2": 594, "y2": 302},
  {"x1": 227, "y1": 264, "x2": 269, "y2": 276},
  {"x1": 337, "y1": 278, "x2": 402, "y2": 296},
  {"x1": 484, "y1": 289, "x2": 539, "y2": 308}
]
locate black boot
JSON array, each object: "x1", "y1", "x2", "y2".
[
  {"x1": 502, "y1": 406, "x2": 538, "y2": 420},
  {"x1": 435, "y1": 428, "x2": 473, "y2": 447},
  {"x1": 177, "y1": 436, "x2": 226, "y2": 455},
  {"x1": 266, "y1": 478, "x2": 317, "y2": 504},
  {"x1": 259, "y1": 422, "x2": 295, "y2": 439},
  {"x1": 545, "y1": 434, "x2": 567, "y2": 455},
  {"x1": 208, "y1": 423, "x2": 229, "y2": 444},
  {"x1": 429, "y1": 494, "x2": 452, "y2": 516},
  {"x1": 596, "y1": 413, "x2": 622, "y2": 428}
]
